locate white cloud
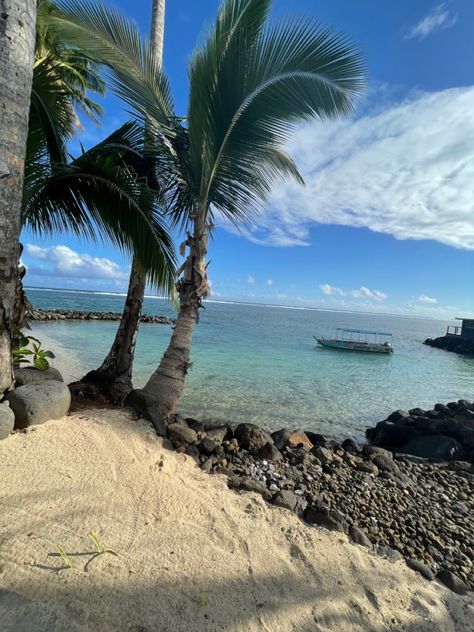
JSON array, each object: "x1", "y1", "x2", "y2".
[
  {"x1": 267, "y1": 279, "x2": 273, "y2": 286},
  {"x1": 319, "y1": 284, "x2": 387, "y2": 301},
  {"x1": 418, "y1": 294, "x2": 438, "y2": 303},
  {"x1": 247, "y1": 275, "x2": 255, "y2": 284},
  {"x1": 26, "y1": 245, "x2": 128, "y2": 280},
  {"x1": 239, "y1": 87, "x2": 474, "y2": 250},
  {"x1": 406, "y1": 3, "x2": 457, "y2": 40}
]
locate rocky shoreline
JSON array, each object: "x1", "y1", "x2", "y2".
[
  {"x1": 424, "y1": 334, "x2": 474, "y2": 356},
  {"x1": 159, "y1": 400, "x2": 474, "y2": 595},
  {"x1": 28, "y1": 308, "x2": 175, "y2": 325}
]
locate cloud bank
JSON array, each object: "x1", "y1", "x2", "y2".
[
  {"x1": 26, "y1": 245, "x2": 127, "y2": 280},
  {"x1": 319, "y1": 284, "x2": 388, "y2": 301},
  {"x1": 237, "y1": 87, "x2": 474, "y2": 250}
]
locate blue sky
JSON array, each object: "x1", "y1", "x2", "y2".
[{"x1": 23, "y1": 0, "x2": 474, "y2": 318}]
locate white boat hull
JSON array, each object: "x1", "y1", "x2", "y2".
[{"x1": 315, "y1": 337, "x2": 393, "y2": 353}]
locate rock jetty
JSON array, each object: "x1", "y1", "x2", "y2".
[
  {"x1": 29, "y1": 308, "x2": 175, "y2": 325},
  {"x1": 156, "y1": 405, "x2": 474, "y2": 593},
  {"x1": 424, "y1": 334, "x2": 474, "y2": 356},
  {"x1": 366, "y1": 400, "x2": 474, "y2": 463}
]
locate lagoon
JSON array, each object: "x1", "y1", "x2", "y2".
[{"x1": 26, "y1": 287, "x2": 474, "y2": 440}]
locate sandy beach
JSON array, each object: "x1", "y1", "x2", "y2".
[{"x1": 0, "y1": 409, "x2": 473, "y2": 632}]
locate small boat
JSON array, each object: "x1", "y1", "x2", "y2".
[{"x1": 315, "y1": 328, "x2": 394, "y2": 353}]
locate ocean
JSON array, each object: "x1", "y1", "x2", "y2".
[{"x1": 25, "y1": 287, "x2": 474, "y2": 440}]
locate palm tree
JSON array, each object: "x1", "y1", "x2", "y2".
[
  {"x1": 52, "y1": 0, "x2": 365, "y2": 432},
  {"x1": 86, "y1": 0, "x2": 167, "y2": 402},
  {"x1": 0, "y1": 2, "x2": 38, "y2": 397},
  {"x1": 16, "y1": 0, "x2": 176, "y2": 401}
]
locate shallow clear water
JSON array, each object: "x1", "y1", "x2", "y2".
[{"x1": 27, "y1": 287, "x2": 474, "y2": 440}]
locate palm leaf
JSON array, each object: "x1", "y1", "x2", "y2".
[{"x1": 24, "y1": 122, "x2": 176, "y2": 293}]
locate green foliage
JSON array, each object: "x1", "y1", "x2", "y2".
[
  {"x1": 56, "y1": 545, "x2": 73, "y2": 568},
  {"x1": 12, "y1": 333, "x2": 55, "y2": 371},
  {"x1": 52, "y1": 0, "x2": 365, "y2": 232},
  {"x1": 198, "y1": 592, "x2": 209, "y2": 607},
  {"x1": 88, "y1": 531, "x2": 118, "y2": 557}
]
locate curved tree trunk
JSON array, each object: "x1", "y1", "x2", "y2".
[
  {"x1": 81, "y1": 253, "x2": 145, "y2": 403},
  {"x1": 80, "y1": 0, "x2": 165, "y2": 402},
  {"x1": 0, "y1": 1, "x2": 37, "y2": 397},
  {"x1": 128, "y1": 213, "x2": 209, "y2": 434}
]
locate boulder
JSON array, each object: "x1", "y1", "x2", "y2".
[
  {"x1": 234, "y1": 423, "x2": 273, "y2": 451},
  {"x1": 14, "y1": 367, "x2": 63, "y2": 387},
  {"x1": 372, "y1": 421, "x2": 421, "y2": 448},
  {"x1": 273, "y1": 490, "x2": 307, "y2": 515},
  {"x1": 406, "y1": 558, "x2": 434, "y2": 581},
  {"x1": 349, "y1": 526, "x2": 372, "y2": 548},
  {"x1": 341, "y1": 438, "x2": 359, "y2": 453},
  {"x1": 286, "y1": 431, "x2": 313, "y2": 450},
  {"x1": 400, "y1": 435, "x2": 465, "y2": 461},
  {"x1": 387, "y1": 410, "x2": 410, "y2": 423},
  {"x1": 5, "y1": 381, "x2": 70, "y2": 429},
  {"x1": 437, "y1": 570, "x2": 468, "y2": 595},
  {"x1": 258, "y1": 442, "x2": 282, "y2": 461},
  {"x1": 310, "y1": 445, "x2": 334, "y2": 466},
  {"x1": 270, "y1": 428, "x2": 292, "y2": 451},
  {"x1": 167, "y1": 423, "x2": 198, "y2": 445},
  {"x1": 227, "y1": 475, "x2": 272, "y2": 501},
  {"x1": 304, "y1": 505, "x2": 349, "y2": 533},
  {"x1": 371, "y1": 452, "x2": 402, "y2": 477},
  {"x1": 0, "y1": 403, "x2": 15, "y2": 440},
  {"x1": 304, "y1": 431, "x2": 327, "y2": 447},
  {"x1": 204, "y1": 424, "x2": 231, "y2": 443}
]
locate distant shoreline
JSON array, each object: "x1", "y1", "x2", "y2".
[{"x1": 24, "y1": 285, "x2": 446, "y2": 321}]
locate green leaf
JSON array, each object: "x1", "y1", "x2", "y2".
[
  {"x1": 56, "y1": 545, "x2": 73, "y2": 568},
  {"x1": 34, "y1": 356, "x2": 50, "y2": 371},
  {"x1": 43, "y1": 351, "x2": 56, "y2": 358},
  {"x1": 88, "y1": 531, "x2": 102, "y2": 553}
]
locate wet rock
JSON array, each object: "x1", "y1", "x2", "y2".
[
  {"x1": 400, "y1": 435, "x2": 465, "y2": 461},
  {"x1": 166, "y1": 423, "x2": 198, "y2": 445},
  {"x1": 387, "y1": 410, "x2": 410, "y2": 423},
  {"x1": 0, "y1": 403, "x2": 15, "y2": 440},
  {"x1": 5, "y1": 381, "x2": 71, "y2": 429},
  {"x1": 437, "y1": 570, "x2": 468, "y2": 594},
  {"x1": 199, "y1": 437, "x2": 217, "y2": 455},
  {"x1": 305, "y1": 431, "x2": 327, "y2": 447},
  {"x1": 372, "y1": 421, "x2": 421, "y2": 448},
  {"x1": 406, "y1": 558, "x2": 434, "y2": 581},
  {"x1": 234, "y1": 423, "x2": 273, "y2": 451},
  {"x1": 15, "y1": 367, "x2": 63, "y2": 386}
]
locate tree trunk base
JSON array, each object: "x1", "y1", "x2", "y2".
[
  {"x1": 125, "y1": 388, "x2": 167, "y2": 436},
  {"x1": 74, "y1": 369, "x2": 133, "y2": 406}
]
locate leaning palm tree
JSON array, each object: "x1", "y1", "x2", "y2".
[
  {"x1": 85, "y1": 0, "x2": 167, "y2": 401},
  {"x1": 53, "y1": 0, "x2": 365, "y2": 432},
  {"x1": 0, "y1": 1, "x2": 37, "y2": 397}
]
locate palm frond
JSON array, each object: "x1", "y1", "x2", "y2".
[
  {"x1": 24, "y1": 123, "x2": 176, "y2": 293},
  {"x1": 188, "y1": 0, "x2": 365, "y2": 224},
  {"x1": 50, "y1": 0, "x2": 175, "y2": 132}
]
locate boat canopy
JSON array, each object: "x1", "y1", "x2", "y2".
[{"x1": 336, "y1": 328, "x2": 392, "y2": 336}]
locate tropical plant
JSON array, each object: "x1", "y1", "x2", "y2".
[
  {"x1": 79, "y1": 0, "x2": 167, "y2": 402},
  {"x1": 52, "y1": 0, "x2": 365, "y2": 431},
  {"x1": 12, "y1": 332, "x2": 55, "y2": 371},
  {"x1": 0, "y1": 2, "x2": 38, "y2": 398},
  {"x1": 11, "y1": 0, "x2": 176, "y2": 400}
]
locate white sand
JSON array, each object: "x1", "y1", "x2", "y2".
[{"x1": 0, "y1": 409, "x2": 472, "y2": 632}]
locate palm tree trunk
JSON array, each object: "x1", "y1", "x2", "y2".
[
  {"x1": 128, "y1": 212, "x2": 209, "y2": 433},
  {"x1": 0, "y1": 1, "x2": 37, "y2": 397},
  {"x1": 81, "y1": 253, "x2": 145, "y2": 403},
  {"x1": 81, "y1": 0, "x2": 165, "y2": 402}
]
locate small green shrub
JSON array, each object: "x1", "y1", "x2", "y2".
[
  {"x1": 56, "y1": 545, "x2": 73, "y2": 568},
  {"x1": 12, "y1": 332, "x2": 55, "y2": 370}
]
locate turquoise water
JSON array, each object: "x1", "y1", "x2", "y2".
[{"x1": 26, "y1": 287, "x2": 474, "y2": 440}]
